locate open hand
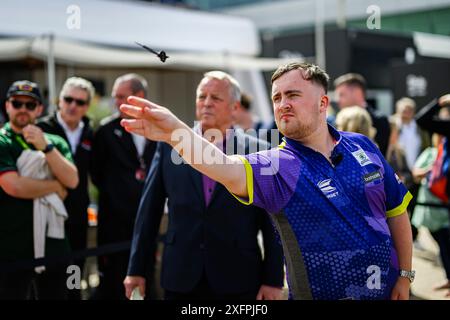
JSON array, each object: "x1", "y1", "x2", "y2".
[
  {"x1": 438, "y1": 94, "x2": 450, "y2": 107},
  {"x1": 120, "y1": 96, "x2": 186, "y2": 144},
  {"x1": 256, "y1": 285, "x2": 284, "y2": 300}
]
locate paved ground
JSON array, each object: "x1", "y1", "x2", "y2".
[{"x1": 410, "y1": 227, "x2": 450, "y2": 300}]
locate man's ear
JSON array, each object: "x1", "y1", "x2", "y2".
[
  {"x1": 320, "y1": 95, "x2": 329, "y2": 112},
  {"x1": 231, "y1": 101, "x2": 241, "y2": 120},
  {"x1": 229, "y1": 101, "x2": 240, "y2": 121},
  {"x1": 35, "y1": 104, "x2": 44, "y2": 117},
  {"x1": 232, "y1": 101, "x2": 240, "y2": 112},
  {"x1": 4, "y1": 100, "x2": 10, "y2": 114},
  {"x1": 135, "y1": 90, "x2": 146, "y2": 99}
]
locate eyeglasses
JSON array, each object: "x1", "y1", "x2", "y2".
[
  {"x1": 63, "y1": 96, "x2": 88, "y2": 106},
  {"x1": 10, "y1": 100, "x2": 38, "y2": 111}
]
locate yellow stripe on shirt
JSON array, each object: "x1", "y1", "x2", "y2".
[
  {"x1": 229, "y1": 155, "x2": 254, "y2": 206},
  {"x1": 386, "y1": 191, "x2": 413, "y2": 218}
]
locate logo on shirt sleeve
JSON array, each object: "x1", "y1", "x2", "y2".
[{"x1": 351, "y1": 146, "x2": 373, "y2": 167}]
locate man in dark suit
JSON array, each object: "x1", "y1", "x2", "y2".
[
  {"x1": 124, "y1": 71, "x2": 285, "y2": 300},
  {"x1": 37, "y1": 77, "x2": 95, "y2": 300},
  {"x1": 334, "y1": 73, "x2": 391, "y2": 156},
  {"x1": 91, "y1": 74, "x2": 157, "y2": 299}
]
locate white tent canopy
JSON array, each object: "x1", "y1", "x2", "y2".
[
  {"x1": 0, "y1": 36, "x2": 296, "y2": 71},
  {"x1": 0, "y1": 0, "x2": 299, "y2": 122},
  {"x1": 0, "y1": 0, "x2": 260, "y2": 56}
]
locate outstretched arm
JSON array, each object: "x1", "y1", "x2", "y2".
[
  {"x1": 120, "y1": 96, "x2": 248, "y2": 198},
  {"x1": 415, "y1": 95, "x2": 450, "y2": 136}
]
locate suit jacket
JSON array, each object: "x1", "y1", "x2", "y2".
[
  {"x1": 127, "y1": 128, "x2": 285, "y2": 294},
  {"x1": 91, "y1": 114, "x2": 157, "y2": 244},
  {"x1": 37, "y1": 113, "x2": 93, "y2": 230}
]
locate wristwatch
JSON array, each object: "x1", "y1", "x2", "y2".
[
  {"x1": 42, "y1": 143, "x2": 55, "y2": 154},
  {"x1": 399, "y1": 269, "x2": 415, "y2": 283}
]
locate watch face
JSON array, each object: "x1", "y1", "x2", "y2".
[{"x1": 44, "y1": 143, "x2": 54, "y2": 153}]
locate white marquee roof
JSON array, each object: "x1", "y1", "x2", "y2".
[{"x1": 0, "y1": 0, "x2": 259, "y2": 56}]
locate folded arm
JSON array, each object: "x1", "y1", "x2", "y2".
[
  {"x1": 43, "y1": 148, "x2": 78, "y2": 189},
  {"x1": 22, "y1": 124, "x2": 78, "y2": 189},
  {"x1": 0, "y1": 171, "x2": 66, "y2": 199}
]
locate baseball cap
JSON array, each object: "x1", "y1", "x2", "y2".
[{"x1": 7, "y1": 80, "x2": 42, "y2": 103}]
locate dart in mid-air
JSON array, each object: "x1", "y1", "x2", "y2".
[{"x1": 135, "y1": 41, "x2": 169, "y2": 62}]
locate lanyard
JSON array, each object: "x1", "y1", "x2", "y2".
[{"x1": 15, "y1": 135, "x2": 30, "y2": 150}]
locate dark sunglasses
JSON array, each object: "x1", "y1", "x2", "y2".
[
  {"x1": 10, "y1": 100, "x2": 38, "y2": 111},
  {"x1": 63, "y1": 96, "x2": 88, "y2": 106}
]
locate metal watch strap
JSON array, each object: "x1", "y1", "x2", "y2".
[{"x1": 399, "y1": 269, "x2": 415, "y2": 283}]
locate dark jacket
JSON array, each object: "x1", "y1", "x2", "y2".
[
  {"x1": 416, "y1": 98, "x2": 450, "y2": 137},
  {"x1": 37, "y1": 113, "x2": 93, "y2": 231},
  {"x1": 366, "y1": 105, "x2": 391, "y2": 156},
  {"x1": 91, "y1": 114, "x2": 157, "y2": 244},
  {"x1": 127, "y1": 128, "x2": 285, "y2": 294}
]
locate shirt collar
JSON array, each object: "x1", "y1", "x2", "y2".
[
  {"x1": 402, "y1": 120, "x2": 417, "y2": 130},
  {"x1": 1, "y1": 122, "x2": 12, "y2": 135},
  {"x1": 1, "y1": 122, "x2": 21, "y2": 138},
  {"x1": 283, "y1": 124, "x2": 342, "y2": 153},
  {"x1": 57, "y1": 111, "x2": 85, "y2": 133},
  {"x1": 1, "y1": 122, "x2": 33, "y2": 149}
]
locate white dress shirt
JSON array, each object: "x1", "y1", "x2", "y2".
[
  {"x1": 56, "y1": 112, "x2": 84, "y2": 155},
  {"x1": 131, "y1": 133, "x2": 147, "y2": 157},
  {"x1": 398, "y1": 120, "x2": 421, "y2": 170}
]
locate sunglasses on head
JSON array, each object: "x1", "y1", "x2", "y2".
[
  {"x1": 10, "y1": 100, "x2": 38, "y2": 111},
  {"x1": 63, "y1": 96, "x2": 88, "y2": 106}
]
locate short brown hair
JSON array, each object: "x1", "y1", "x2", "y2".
[
  {"x1": 333, "y1": 73, "x2": 366, "y2": 92},
  {"x1": 271, "y1": 62, "x2": 329, "y2": 93},
  {"x1": 240, "y1": 92, "x2": 252, "y2": 111},
  {"x1": 114, "y1": 73, "x2": 148, "y2": 98}
]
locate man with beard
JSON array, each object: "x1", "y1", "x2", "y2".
[
  {"x1": 0, "y1": 80, "x2": 78, "y2": 299},
  {"x1": 119, "y1": 63, "x2": 414, "y2": 300}
]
